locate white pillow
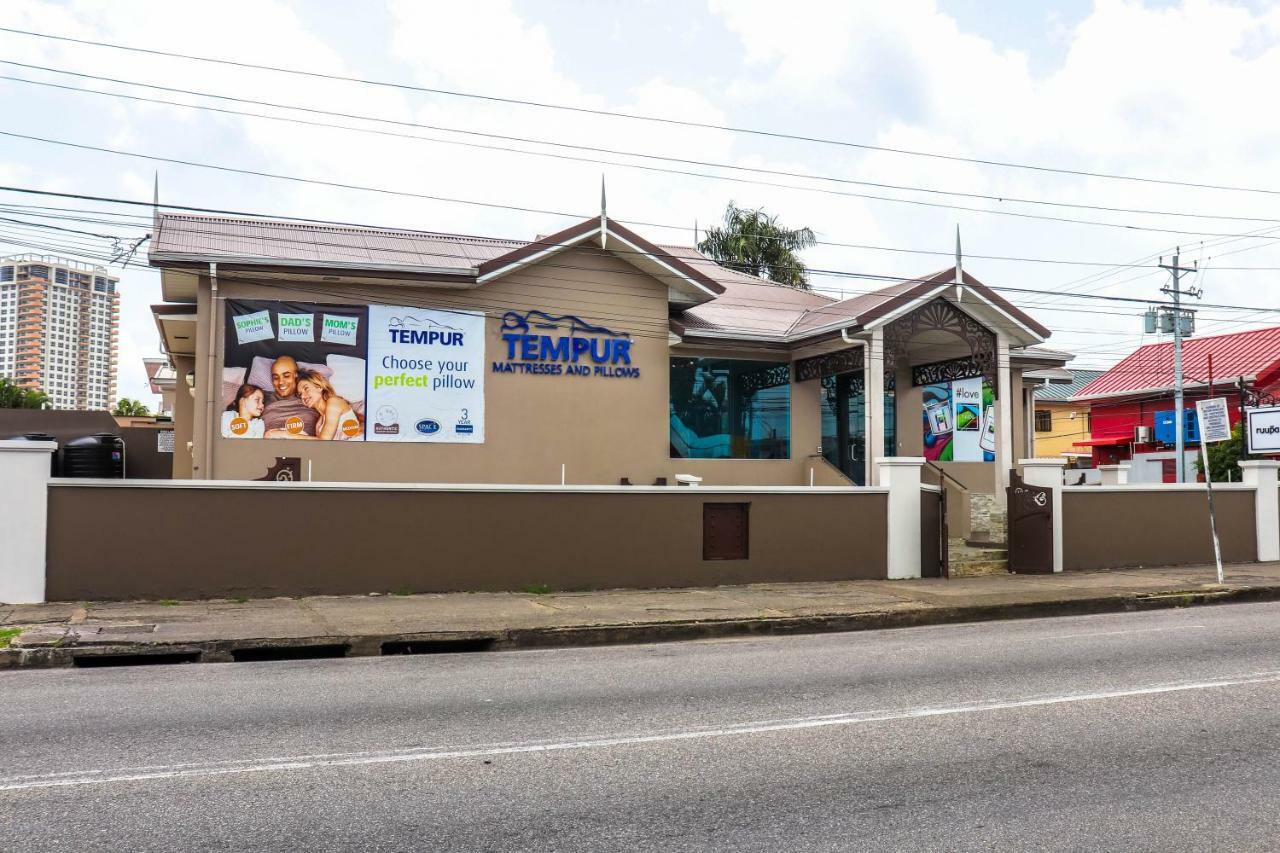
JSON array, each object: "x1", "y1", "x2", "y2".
[
  {"x1": 326, "y1": 354, "x2": 366, "y2": 406},
  {"x1": 221, "y1": 366, "x2": 247, "y2": 409},
  {"x1": 246, "y1": 355, "x2": 331, "y2": 395}
]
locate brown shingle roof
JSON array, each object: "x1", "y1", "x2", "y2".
[
  {"x1": 149, "y1": 213, "x2": 1051, "y2": 344},
  {"x1": 150, "y1": 213, "x2": 521, "y2": 273}
]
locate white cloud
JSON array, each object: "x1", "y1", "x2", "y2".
[{"x1": 1, "y1": 0, "x2": 1279, "y2": 406}]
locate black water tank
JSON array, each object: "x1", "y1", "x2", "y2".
[
  {"x1": 62, "y1": 433, "x2": 124, "y2": 478},
  {"x1": 5, "y1": 432, "x2": 60, "y2": 476}
]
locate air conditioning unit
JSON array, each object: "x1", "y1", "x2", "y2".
[{"x1": 1135, "y1": 425, "x2": 1152, "y2": 443}]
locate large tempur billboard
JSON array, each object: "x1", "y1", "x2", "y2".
[{"x1": 222, "y1": 299, "x2": 485, "y2": 443}]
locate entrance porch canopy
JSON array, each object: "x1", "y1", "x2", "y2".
[{"x1": 674, "y1": 266, "x2": 1061, "y2": 490}]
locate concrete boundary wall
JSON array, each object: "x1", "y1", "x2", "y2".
[
  {"x1": 1062, "y1": 486, "x2": 1258, "y2": 571},
  {"x1": 45, "y1": 482, "x2": 891, "y2": 600}
]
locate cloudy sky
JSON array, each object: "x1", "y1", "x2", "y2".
[{"x1": 1, "y1": 0, "x2": 1279, "y2": 407}]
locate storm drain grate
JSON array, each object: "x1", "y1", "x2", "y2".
[
  {"x1": 73, "y1": 651, "x2": 202, "y2": 668},
  {"x1": 381, "y1": 638, "x2": 497, "y2": 655},
  {"x1": 230, "y1": 644, "x2": 351, "y2": 662}
]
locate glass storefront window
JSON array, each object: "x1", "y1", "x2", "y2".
[
  {"x1": 670, "y1": 357, "x2": 791, "y2": 459},
  {"x1": 820, "y1": 371, "x2": 895, "y2": 486}
]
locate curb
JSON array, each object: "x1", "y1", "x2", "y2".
[{"x1": 5, "y1": 583, "x2": 1280, "y2": 670}]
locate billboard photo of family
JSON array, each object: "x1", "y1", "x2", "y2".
[{"x1": 222, "y1": 300, "x2": 369, "y2": 441}]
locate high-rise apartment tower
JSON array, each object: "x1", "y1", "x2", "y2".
[{"x1": 0, "y1": 255, "x2": 119, "y2": 410}]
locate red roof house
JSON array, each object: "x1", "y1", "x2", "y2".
[{"x1": 1070, "y1": 327, "x2": 1280, "y2": 474}]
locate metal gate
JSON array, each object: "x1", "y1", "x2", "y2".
[{"x1": 1007, "y1": 470, "x2": 1053, "y2": 573}]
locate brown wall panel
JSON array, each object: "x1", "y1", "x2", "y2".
[
  {"x1": 46, "y1": 485, "x2": 888, "y2": 600},
  {"x1": 1063, "y1": 489, "x2": 1257, "y2": 570},
  {"x1": 118, "y1": 427, "x2": 175, "y2": 480},
  {"x1": 920, "y1": 488, "x2": 943, "y2": 577}
]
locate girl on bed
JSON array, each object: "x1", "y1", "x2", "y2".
[
  {"x1": 266, "y1": 368, "x2": 361, "y2": 440},
  {"x1": 221, "y1": 383, "x2": 267, "y2": 439}
]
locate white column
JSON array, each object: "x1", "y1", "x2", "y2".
[
  {"x1": 1019, "y1": 458, "x2": 1065, "y2": 573},
  {"x1": 867, "y1": 329, "x2": 885, "y2": 487},
  {"x1": 1098, "y1": 463, "x2": 1130, "y2": 486},
  {"x1": 0, "y1": 440, "x2": 56, "y2": 604},
  {"x1": 879, "y1": 456, "x2": 923, "y2": 580},
  {"x1": 1239, "y1": 460, "x2": 1280, "y2": 562},
  {"x1": 995, "y1": 333, "x2": 1013, "y2": 503}
]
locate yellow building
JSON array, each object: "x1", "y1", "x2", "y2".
[{"x1": 1031, "y1": 369, "x2": 1103, "y2": 461}]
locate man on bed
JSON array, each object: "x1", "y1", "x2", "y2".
[{"x1": 261, "y1": 355, "x2": 320, "y2": 436}]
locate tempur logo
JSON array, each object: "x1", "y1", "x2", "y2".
[
  {"x1": 493, "y1": 309, "x2": 640, "y2": 379},
  {"x1": 388, "y1": 313, "x2": 464, "y2": 346}
]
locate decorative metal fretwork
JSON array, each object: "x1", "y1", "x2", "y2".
[
  {"x1": 737, "y1": 363, "x2": 792, "y2": 395},
  {"x1": 795, "y1": 346, "x2": 864, "y2": 382},
  {"x1": 884, "y1": 299, "x2": 997, "y2": 394},
  {"x1": 912, "y1": 356, "x2": 986, "y2": 388},
  {"x1": 821, "y1": 372, "x2": 866, "y2": 412},
  {"x1": 1238, "y1": 377, "x2": 1279, "y2": 409}
]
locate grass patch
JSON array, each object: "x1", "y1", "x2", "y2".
[
  {"x1": 158, "y1": 600, "x2": 180, "y2": 607},
  {"x1": 522, "y1": 583, "x2": 552, "y2": 595},
  {"x1": 0, "y1": 628, "x2": 21, "y2": 649},
  {"x1": 393, "y1": 590, "x2": 413, "y2": 597},
  {"x1": 231, "y1": 596, "x2": 249, "y2": 604}
]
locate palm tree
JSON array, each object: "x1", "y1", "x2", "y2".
[
  {"x1": 112, "y1": 398, "x2": 152, "y2": 417},
  {"x1": 697, "y1": 202, "x2": 817, "y2": 289},
  {"x1": 0, "y1": 377, "x2": 49, "y2": 409}
]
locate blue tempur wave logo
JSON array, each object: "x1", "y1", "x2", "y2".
[
  {"x1": 499, "y1": 310, "x2": 629, "y2": 339},
  {"x1": 388, "y1": 314, "x2": 464, "y2": 346}
]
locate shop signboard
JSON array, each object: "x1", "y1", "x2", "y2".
[
  {"x1": 922, "y1": 377, "x2": 995, "y2": 462},
  {"x1": 222, "y1": 299, "x2": 484, "y2": 443},
  {"x1": 492, "y1": 310, "x2": 640, "y2": 379},
  {"x1": 1246, "y1": 406, "x2": 1280, "y2": 455}
]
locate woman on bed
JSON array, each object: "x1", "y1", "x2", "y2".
[
  {"x1": 221, "y1": 383, "x2": 266, "y2": 439},
  {"x1": 266, "y1": 368, "x2": 361, "y2": 440}
]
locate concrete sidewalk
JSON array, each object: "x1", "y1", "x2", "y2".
[{"x1": 5, "y1": 563, "x2": 1280, "y2": 668}]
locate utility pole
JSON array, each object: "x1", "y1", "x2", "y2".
[{"x1": 1159, "y1": 249, "x2": 1199, "y2": 483}]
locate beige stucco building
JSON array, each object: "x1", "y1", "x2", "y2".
[{"x1": 148, "y1": 211, "x2": 1067, "y2": 506}]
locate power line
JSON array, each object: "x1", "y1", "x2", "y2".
[
  {"x1": 4, "y1": 187, "x2": 1280, "y2": 327},
  {"x1": 6, "y1": 65, "x2": 1280, "y2": 228},
  {"x1": 8, "y1": 129, "x2": 1280, "y2": 248},
  {"x1": 4, "y1": 25, "x2": 1280, "y2": 198}
]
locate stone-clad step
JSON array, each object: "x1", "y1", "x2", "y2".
[{"x1": 948, "y1": 539, "x2": 1010, "y2": 577}]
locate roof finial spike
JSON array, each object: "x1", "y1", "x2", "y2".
[
  {"x1": 954, "y1": 224, "x2": 964, "y2": 302},
  {"x1": 151, "y1": 170, "x2": 161, "y2": 234},
  {"x1": 600, "y1": 173, "x2": 607, "y2": 250}
]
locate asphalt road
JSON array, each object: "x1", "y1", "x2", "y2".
[{"x1": 5, "y1": 603, "x2": 1280, "y2": 851}]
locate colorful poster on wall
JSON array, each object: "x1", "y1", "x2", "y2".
[
  {"x1": 221, "y1": 299, "x2": 484, "y2": 443},
  {"x1": 922, "y1": 378, "x2": 996, "y2": 462}
]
